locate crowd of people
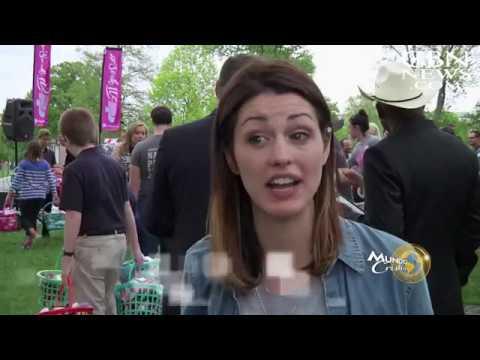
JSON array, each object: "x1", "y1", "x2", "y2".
[{"x1": 3, "y1": 55, "x2": 480, "y2": 315}]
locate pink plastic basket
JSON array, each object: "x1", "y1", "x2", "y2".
[{"x1": 0, "y1": 208, "x2": 19, "y2": 232}]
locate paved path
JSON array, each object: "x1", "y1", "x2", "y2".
[{"x1": 465, "y1": 305, "x2": 480, "y2": 315}]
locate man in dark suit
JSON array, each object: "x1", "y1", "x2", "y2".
[
  {"x1": 357, "y1": 62, "x2": 480, "y2": 315},
  {"x1": 146, "y1": 55, "x2": 257, "y2": 311}
]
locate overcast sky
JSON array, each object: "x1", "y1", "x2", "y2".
[{"x1": 1, "y1": 45, "x2": 479, "y2": 116}]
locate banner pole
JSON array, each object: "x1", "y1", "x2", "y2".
[
  {"x1": 32, "y1": 46, "x2": 36, "y2": 124},
  {"x1": 98, "y1": 48, "x2": 106, "y2": 145}
]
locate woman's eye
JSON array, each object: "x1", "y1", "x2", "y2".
[
  {"x1": 248, "y1": 135, "x2": 267, "y2": 145},
  {"x1": 291, "y1": 132, "x2": 309, "y2": 142}
]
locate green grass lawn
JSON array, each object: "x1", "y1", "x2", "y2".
[
  {"x1": 462, "y1": 252, "x2": 480, "y2": 305},
  {"x1": 0, "y1": 231, "x2": 63, "y2": 315},
  {"x1": 0, "y1": 230, "x2": 479, "y2": 314}
]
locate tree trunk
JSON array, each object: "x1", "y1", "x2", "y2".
[
  {"x1": 405, "y1": 45, "x2": 412, "y2": 65},
  {"x1": 434, "y1": 77, "x2": 447, "y2": 122},
  {"x1": 412, "y1": 45, "x2": 418, "y2": 67}
]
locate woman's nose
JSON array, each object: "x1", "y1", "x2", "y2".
[{"x1": 268, "y1": 139, "x2": 292, "y2": 167}]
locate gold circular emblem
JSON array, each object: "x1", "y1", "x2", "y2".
[{"x1": 391, "y1": 244, "x2": 431, "y2": 284}]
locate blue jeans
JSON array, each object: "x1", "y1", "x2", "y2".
[{"x1": 136, "y1": 197, "x2": 160, "y2": 256}]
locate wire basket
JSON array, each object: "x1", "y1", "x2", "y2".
[
  {"x1": 38, "y1": 202, "x2": 65, "y2": 232},
  {"x1": 37, "y1": 274, "x2": 94, "y2": 316},
  {"x1": 37, "y1": 270, "x2": 68, "y2": 309},
  {"x1": 120, "y1": 257, "x2": 160, "y2": 284},
  {"x1": 115, "y1": 279, "x2": 163, "y2": 315}
]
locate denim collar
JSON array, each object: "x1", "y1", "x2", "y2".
[{"x1": 336, "y1": 219, "x2": 366, "y2": 274}]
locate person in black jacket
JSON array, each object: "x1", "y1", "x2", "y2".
[
  {"x1": 354, "y1": 61, "x2": 480, "y2": 315},
  {"x1": 38, "y1": 128, "x2": 57, "y2": 237},
  {"x1": 145, "y1": 55, "x2": 258, "y2": 311}
]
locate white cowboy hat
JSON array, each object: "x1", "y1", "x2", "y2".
[{"x1": 358, "y1": 61, "x2": 443, "y2": 109}]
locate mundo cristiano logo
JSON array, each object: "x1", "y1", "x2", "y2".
[{"x1": 367, "y1": 244, "x2": 431, "y2": 284}]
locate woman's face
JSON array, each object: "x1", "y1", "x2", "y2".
[
  {"x1": 131, "y1": 126, "x2": 146, "y2": 145},
  {"x1": 39, "y1": 135, "x2": 50, "y2": 148},
  {"x1": 349, "y1": 123, "x2": 361, "y2": 140},
  {"x1": 228, "y1": 92, "x2": 330, "y2": 220}
]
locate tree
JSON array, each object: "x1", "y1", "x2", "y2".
[
  {"x1": 203, "y1": 45, "x2": 316, "y2": 76},
  {"x1": 0, "y1": 113, "x2": 9, "y2": 162},
  {"x1": 149, "y1": 45, "x2": 217, "y2": 126},
  {"x1": 79, "y1": 45, "x2": 158, "y2": 128},
  {"x1": 463, "y1": 103, "x2": 480, "y2": 134},
  {"x1": 37, "y1": 61, "x2": 101, "y2": 139},
  {"x1": 383, "y1": 45, "x2": 480, "y2": 121}
]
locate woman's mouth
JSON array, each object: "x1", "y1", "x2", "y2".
[
  {"x1": 266, "y1": 176, "x2": 302, "y2": 200},
  {"x1": 266, "y1": 177, "x2": 301, "y2": 189}
]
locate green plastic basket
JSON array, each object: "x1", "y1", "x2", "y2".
[
  {"x1": 115, "y1": 280, "x2": 163, "y2": 315},
  {"x1": 38, "y1": 202, "x2": 65, "y2": 232},
  {"x1": 43, "y1": 213, "x2": 65, "y2": 231},
  {"x1": 120, "y1": 257, "x2": 160, "y2": 284},
  {"x1": 36, "y1": 270, "x2": 68, "y2": 309}
]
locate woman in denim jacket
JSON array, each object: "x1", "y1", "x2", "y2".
[{"x1": 181, "y1": 59, "x2": 433, "y2": 315}]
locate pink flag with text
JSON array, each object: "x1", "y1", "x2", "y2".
[
  {"x1": 100, "y1": 48, "x2": 123, "y2": 132},
  {"x1": 33, "y1": 45, "x2": 51, "y2": 127}
]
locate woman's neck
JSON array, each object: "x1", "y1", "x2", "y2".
[
  {"x1": 253, "y1": 202, "x2": 314, "y2": 272},
  {"x1": 357, "y1": 132, "x2": 368, "y2": 143}
]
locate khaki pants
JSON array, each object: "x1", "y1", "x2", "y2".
[{"x1": 72, "y1": 234, "x2": 127, "y2": 315}]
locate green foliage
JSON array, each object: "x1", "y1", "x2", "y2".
[
  {"x1": 427, "y1": 110, "x2": 458, "y2": 128},
  {"x1": 149, "y1": 46, "x2": 217, "y2": 126},
  {"x1": 325, "y1": 97, "x2": 340, "y2": 121},
  {"x1": 0, "y1": 131, "x2": 12, "y2": 162},
  {"x1": 203, "y1": 45, "x2": 316, "y2": 76},
  {"x1": 47, "y1": 61, "x2": 101, "y2": 138},
  {"x1": 425, "y1": 108, "x2": 478, "y2": 144},
  {"x1": 464, "y1": 103, "x2": 480, "y2": 132}
]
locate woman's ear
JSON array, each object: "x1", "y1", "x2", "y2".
[
  {"x1": 321, "y1": 136, "x2": 332, "y2": 167},
  {"x1": 225, "y1": 150, "x2": 239, "y2": 175}
]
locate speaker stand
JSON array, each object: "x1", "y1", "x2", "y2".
[{"x1": 14, "y1": 141, "x2": 18, "y2": 167}]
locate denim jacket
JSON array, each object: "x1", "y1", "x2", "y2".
[{"x1": 181, "y1": 219, "x2": 433, "y2": 315}]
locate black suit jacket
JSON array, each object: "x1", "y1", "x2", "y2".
[
  {"x1": 146, "y1": 111, "x2": 215, "y2": 271},
  {"x1": 363, "y1": 116, "x2": 479, "y2": 315}
]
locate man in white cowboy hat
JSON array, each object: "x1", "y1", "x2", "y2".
[{"x1": 351, "y1": 61, "x2": 480, "y2": 315}]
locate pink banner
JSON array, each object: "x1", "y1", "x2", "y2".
[
  {"x1": 100, "y1": 48, "x2": 123, "y2": 132},
  {"x1": 33, "y1": 45, "x2": 51, "y2": 127}
]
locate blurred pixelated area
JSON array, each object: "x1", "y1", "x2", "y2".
[{"x1": 0, "y1": 230, "x2": 479, "y2": 314}]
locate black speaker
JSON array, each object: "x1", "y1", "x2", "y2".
[{"x1": 2, "y1": 99, "x2": 34, "y2": 142}]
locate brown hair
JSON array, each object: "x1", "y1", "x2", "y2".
[
  {"x1": 217, "y1": 54, "x2": 259, "y2": 89},
  {"x1": 349, "y1": 109, "x2": 370, "y2": 133},
  {"x1": 25, "y1": 141, "x2": 42, "y2": 161},
  {"x1": 37, "y1": 128, "x2": 51, "y2": 139},
  {"x1": 469, "y1": 129, "x2": 480, "y2": 137},
  {"x1": 60, "y1": 108, "x2": 98, "y2": 146},
  {"x1": 117, "y1": 121, "x2": 148, "y2": 157},
  {"x1": 209, "y1": 60, "x2": 342, "y2": 290}
]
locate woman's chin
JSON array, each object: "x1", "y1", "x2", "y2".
[{"x1": 258, "y1": 202, "x2": 307, "y2": 220}]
